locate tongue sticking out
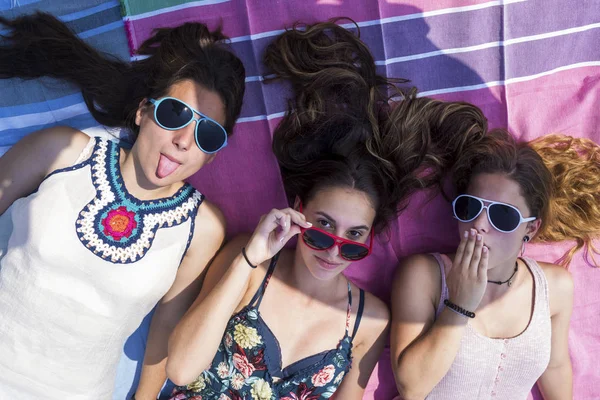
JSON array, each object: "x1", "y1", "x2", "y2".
[{"x1": 156, "y1": 154, "x2": 180, "y2": 179}]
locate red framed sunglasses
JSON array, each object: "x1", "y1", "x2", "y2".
[{"x1": 298, "y1": 204, "x2": 373, "y2": 261}]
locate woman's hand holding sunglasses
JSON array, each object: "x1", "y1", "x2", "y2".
[
  {"x1": 244, "y1": 208, "x2": 312, "y2": 267},
  {"x1": 446, "y1": 229, "x2": 489, "y2": 313}
]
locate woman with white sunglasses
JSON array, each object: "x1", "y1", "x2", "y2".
[
  {"x1": 391, "y1": 129, "x2": 600, "y2": 400},
  {"x1": 0, "y1": 12, "x2": 244, "y2": 399}
]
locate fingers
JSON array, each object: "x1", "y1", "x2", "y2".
[
  {"x1": 460, "y1": 229, "x2": 477, "y2": 270},
  {"x1": 478, "y1": 245, "x2": 489, "y2": 279},
  {"x1": 454, "y1": 229, "x2": 469, "y2": 266},
  {"x1": 469, "y1": 233, "x2": 484, "y2": 275}
]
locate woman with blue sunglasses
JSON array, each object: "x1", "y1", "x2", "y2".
[
  {"x1": 391, "y1": 129, "x2": 600, "y2": 400},
  {"x1": 0, "y1": 13, "x2": 243, "y2": 399},
  {"x1": 165, "y1": 20, "x2": 489, "y2": 400}
]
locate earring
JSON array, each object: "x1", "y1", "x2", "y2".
[{"x1": 520, "y1": 235, "x2": 530, "y2": 257}]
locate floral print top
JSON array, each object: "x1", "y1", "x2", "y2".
[{"x1": 170, "y1": 254, "x2": 365, "y2": 400}]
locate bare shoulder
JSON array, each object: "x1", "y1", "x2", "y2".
[
  {"x1": 537, "y1": 261, "x2": 574, "y2": 315},
  {"x1": 192, "y1": 200, "x2": 226, "y2": 237},
  {"x1": 351, "y1": 286, "x2": 390, "y2": 345},
  {"x1": 538, "y1": 262, "x2": 573, "y2": 296},
  {"x1": 393, "y1": 253, "x2": 442, "y2": 300},
  {"x1": 33, "y1": 126, "x2": 91, "y2": 169}
]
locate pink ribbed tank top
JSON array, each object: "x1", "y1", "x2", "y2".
[{"x1": 427, "y1": 254, "x2": 552, "y2": 400}]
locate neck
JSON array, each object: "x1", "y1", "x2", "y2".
[
  {"x1": 487, "y1": 257, "x2": 519, "y2": 282},
  {"x1": 119, "y1": 147, "x2": 182, "y2": 200},
  {"x1": 288, "y1": 248, "x2": 346, "y2": 303}
]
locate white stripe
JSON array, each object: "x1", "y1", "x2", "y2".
[
  {"x1": 229, "y1": 0, "x2": 527, "y2": 43},
  {"x1": 418, "y1": 61, "x2": 600, "y2": 97},
  {"x1": 125, "y1": 0, "x2": 230, "y2": 21},
  {"x1": 377, "y1": 21, "x2": 600, "y2": 65},
  {"x1": 237, "y1": 111, "x2": 286, "y2": 123},
  {"x1": 239, "y1": 62, "x2": 600, "y2": 123},
  {"x1": 0, "y1": 103, "x2": 89, "y2": 131}
]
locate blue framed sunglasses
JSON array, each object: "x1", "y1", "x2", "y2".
[{"x1": 149, "y1": 97, "x2": 228, "y2": 154}]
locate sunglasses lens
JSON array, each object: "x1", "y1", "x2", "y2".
[
  {"x1": 340, "y1": 243, "x2": 369, "y2": 261},
  {"x1": 302, "y1": 229, "x2": 335, "y2": 250},
  {"x1": 155, "y1": 99, "x2": 193, "y2": 129},
  {"x1": 454, "y1": 196, "x2": 482, "y2": 221},
  {"x1": 196, "y1": 119, "x2": 227, "y2": 153},
  {"x1": 489, "y1": 204, "x2": 521, "y2": 232}
]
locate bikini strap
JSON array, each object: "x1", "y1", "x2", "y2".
[
  {"x1": 249, "y1": 252, "x2": 280, "y2": 309},
  {"x1": 344, "y1": 282, "x2": 365, "y2": 339}
]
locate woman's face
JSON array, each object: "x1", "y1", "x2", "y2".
[
  {"x1": 133, "y1": 79, "x2": 226, "y2": 189},
  {"x1": 297, "y1": 186, "x2": 376, "y2": 281},
  {"x1": 458, "y1": 173, "x2": 540, "y2": 268}
]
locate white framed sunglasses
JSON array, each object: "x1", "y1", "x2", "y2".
[{"x1": 452, "y1": 194, "x2": 536, "y2": 233}]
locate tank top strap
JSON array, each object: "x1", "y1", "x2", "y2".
[
  {"x1": 249, "y1": 252, "x2": 281, "y2": 309},
  {"x1": 521, "y1": 257, "x2": 551, "y2": 319},
  {"x1": 431, "y1": 253, "x2": 450, "y2": 317},
  {"x1": 350, "y1": 287, "x2": 365, "y2": 339},
  {"x1": 73, "y1": 136, "x2": 97, "y2": 164}
]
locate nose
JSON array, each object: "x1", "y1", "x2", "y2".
[
  {"x1": 326, "y1": 243, "x2": 340, "y2": 258},
  {"x1": 472, "y1": 207, "x2": 491, "y2": 233},
  {"x1": 172, "y1": 121, "x2": 196, "y2": 151}
]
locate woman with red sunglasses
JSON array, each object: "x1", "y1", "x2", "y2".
[
  {"x1": 391, "y1": 130, "x2": 600, "y2": 400},
  {"x1": 0, "y1": 13, "x2": 244, "y2": 399},
  {"x1": 166, "y1": 21, "x2": 488, "y2": 400}
]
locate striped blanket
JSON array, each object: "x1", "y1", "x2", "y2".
[{"x1": 0, "y1": 0, "x2": 598, "y2": 399}]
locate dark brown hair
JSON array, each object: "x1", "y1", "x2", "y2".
[
  {"x1": 452, "y1": 129, "x2": 600, "y2": 266},
  {"x1": 0, "y1": 12, "x2": 245, "y2": 136},
  {"x1": 265, "y1": 20, "x2": 487, "y2": 232}
]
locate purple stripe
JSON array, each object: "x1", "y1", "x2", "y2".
[{"x1": 235, "y1": 28, "x2": 600, "y2": 119}]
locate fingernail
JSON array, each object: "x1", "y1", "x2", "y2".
[
  {"x1": 306, "y1": 222, "x2": 312, "y2": 227},
  {"x1": 279, "y1": 237, "x2": 284, "y2": 243},
  {"x1": 476, "y1": 234, "x2": 482, "y2": 241},
  {"x1": 483, "y1": 246, "x2": 488, "y2": 253},
  {"x1": 463, "y1": 230, "x2": 469, "y2": 238},
  {"x1": 470, "y1": 229, "x2": 476, "y2": 237}
]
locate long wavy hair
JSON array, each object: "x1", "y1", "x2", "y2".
[
  {"x1": 264, "y1": 19, "x2": 487, "y2": 233},
  {"x1": 452, "y1": 129, "x2": 600, "y2": 267},
  {"x1": 0, "y1": 12, "x2": 245, "y2": 136}
]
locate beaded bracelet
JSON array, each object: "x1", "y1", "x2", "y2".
[
  {"x1": 241, "y1": 247, "x2": 257, "y2": 269},
  {"x1": 444, "y1": 299, "x2": 476, "y2": 318}
]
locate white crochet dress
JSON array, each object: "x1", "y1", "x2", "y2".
[{"x1": 0, "y1": 137, "x2": 203, "y2": 399}]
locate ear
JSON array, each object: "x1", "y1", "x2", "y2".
[
  {"x1": 206, "y1": 154, "x2": 217, "y2": 165},
  {"x1": 293, "y1": 196, "x2": 301, "y2": 211},
  {"x1": 135, "y1": 98, "x2": 149, "y2": 127},
  {"x1": 526, "y1": 218, "x2": 542, "y2": 238}
]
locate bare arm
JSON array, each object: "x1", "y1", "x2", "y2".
[
  {"x1": 333, "y1": 293, "x2": 390, "y2": 400},
  {"x1": 166, "y1": 208, "x2": 311, "y2": 385},
  {"x1": 0, "y1": 126, "x2": 90, "y2": 214},
  {"x1": 134, "y1": 201, "x2": 226, "y2": 399},
  {"x1": 391, "y1": 230, "x2": 488, "y2": 400},
  {"x1": 536, "y1": 264, "x2": 574, "y2": 400}
]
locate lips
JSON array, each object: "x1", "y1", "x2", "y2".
[
  {"x1": 156, "y1": 153, "x2": 182, "y2": 179},
  {"x1": 315, "y1": 255, "x2": 343, "y2": 270}
]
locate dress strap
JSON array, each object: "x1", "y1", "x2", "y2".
[
  {"x1": 249, "y1": 252, "x2": 280, "y2": 309},
  {"x1": 351, "y1": 288, "x2": 365, "y2": 339},
  {"x1": 74, "y1": 136, "x2": 97, "y2": 164}
]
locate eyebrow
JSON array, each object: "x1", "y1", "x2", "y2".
[{"x1": 316, "y1": 212, "x2": 370, "y2": 231}]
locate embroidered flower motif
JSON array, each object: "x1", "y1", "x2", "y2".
[
  {"x1": 218, "y1": 395, "x2": 231, "y2": 400},
  {"x1": 281, "y1": 382, "x2": 319, "y2": 400},
  {"x1": 230, "y1": 373, "x2": 245, "y2": 390},
  {"x1": 189, "y1": 396, "x2": 202, "y2": 400},
  {"x1": 232, "y1": 353, "x2": 255, "y2": 378},
  {"x1": 233, "y1": 323, "x2": 262, "y2": 349},
  {"x1": 251, "y1": 379, "x2": 272, "y2": 400},
  {"x1": 333, "y1": 370, "x2": 345, "y2": 385},
  {"x1": 224, "y1": 332, "x2": 233, "y2": 349},
  {"x1": 102, "y1": 206, "x2": 137, "y2": 241},
  {"x1": 217, "y1": 361, "x2": 230, "y2": 378},
  {"x1": 171, "y1": 394, "x2": 187, "y2": 400},
  {"x1": 187, "y1": 375, "x2": 207, "y2": 392},
  {"x1": 311, "y1": 364, "x2": 336, "y2": 387}
]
